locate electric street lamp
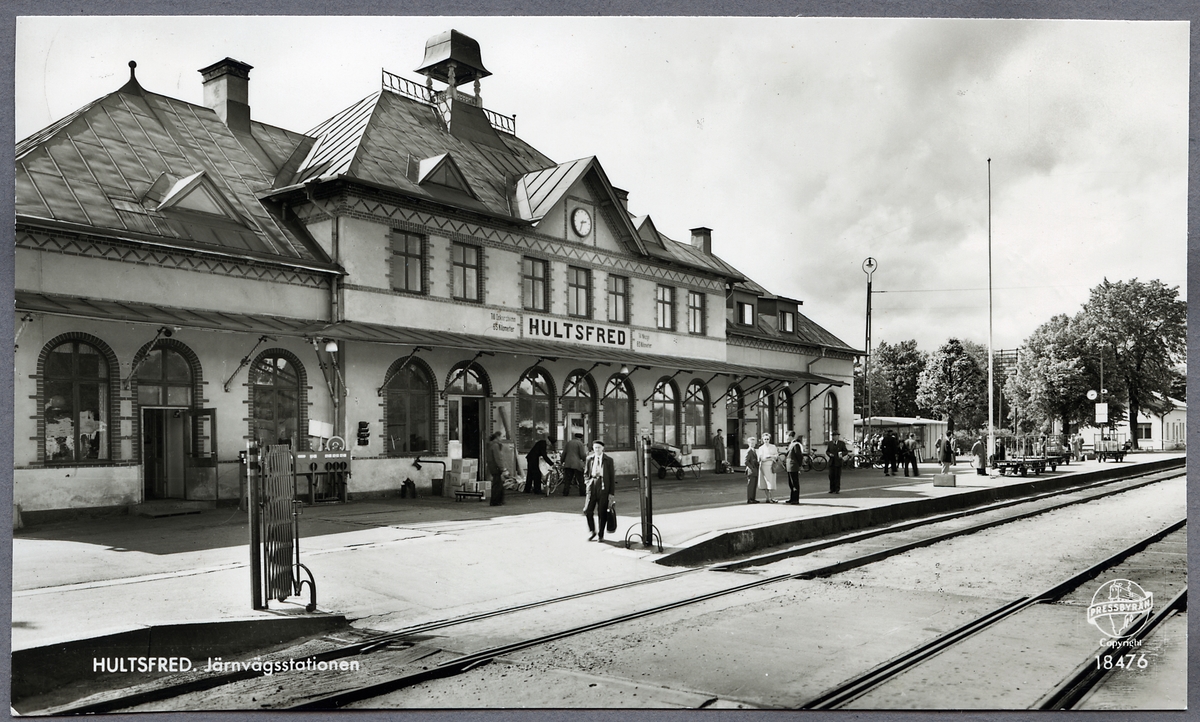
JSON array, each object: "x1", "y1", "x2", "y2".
[{"x1": 863, "y1": 257, "x2": 877, "y2": 446}]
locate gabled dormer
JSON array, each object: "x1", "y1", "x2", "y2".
[
  {"x1": 513, "y1": 156, "x2": 647, "y2": 256},
  {"x1": 151, "y1": 170, "x2": 248, "y2": 223},
  {"x1": 728, "y1": 288, "x2": 759, "y2": 329}
]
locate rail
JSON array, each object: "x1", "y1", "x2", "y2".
[{"x1": 381, "y1": 69, "x2": 517, "y2": 135}]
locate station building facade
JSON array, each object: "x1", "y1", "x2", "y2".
[{"x1": 14, "y1": 32, "x2": 857, "y2": 520}]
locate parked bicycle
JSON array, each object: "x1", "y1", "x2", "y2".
[
  {"x1": 542, "y1": 452, "x2": 565, "y2": 496},
  {"x1": 800, "y1": 452, "x2": 828, "y2": 472}
]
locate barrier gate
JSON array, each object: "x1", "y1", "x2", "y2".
[{"x1": 248, "y1": 443, "x2": 317, "y2": 611}]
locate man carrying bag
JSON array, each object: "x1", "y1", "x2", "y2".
[{"x1": 583, "y1": 439, "x2": 616, "y2": 542}]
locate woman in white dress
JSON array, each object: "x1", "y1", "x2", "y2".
[{"x1": 757, "y1": 432, "x2": 780, "y2": 503}]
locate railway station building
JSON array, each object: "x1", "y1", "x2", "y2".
[{"x1": 14, "y1": 31, "x2": 857, "y2": 520}]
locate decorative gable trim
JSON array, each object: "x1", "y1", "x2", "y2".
[{"x1": 415, "y1": 153, "x2": 477, "y2": 199}]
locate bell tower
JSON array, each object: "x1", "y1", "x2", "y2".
[{"x1": 415, "y1": 30, "x2": 506, "y2": 149}]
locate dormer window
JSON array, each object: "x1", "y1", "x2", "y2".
[
  {"x1": 737, "y1": 302, "x2": 755, "y2": 326},
  {"x1": 416, "y1": 153, "x2": 476, "y2": 197},
  {"x1": 155, "y1": 171, "x2": 244, "y2": 221},
  {"x1": 780, "y1": 310, "x2": 795, "y2": 333}
]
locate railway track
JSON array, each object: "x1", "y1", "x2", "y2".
[
  {"x1": 37, "y1": 465, "x2": 1184, "y2": 714},
  {"x1": 798, "y1": 519, "x2": 1186, "y2": 709}
]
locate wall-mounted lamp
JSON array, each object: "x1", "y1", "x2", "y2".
[
  {"x1": 620, "y1": 364, "x2": 630, "y2": 375},
  {"x1": 324, "y1": 339, "x2": 339, "y2": 353}
]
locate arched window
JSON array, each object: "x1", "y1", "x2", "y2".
[
  {"x1": 756, "y1": 388, "x2": 775, "y2": 441},
  {"x1": 562, "y1": 371, "x2": 596, "y2": 444},
  {"x1": 43, "y1": 339, "x2": 111, "y2": 462},
  {"x1": 683, "y1": 381, "x2": 710, "y2": 447},
  {"x1": 601, "y1": 374, "x2": 634, "y2": 450},
  {"x1": 823, "y1": 391, "x2": 839, "y2": 441},
  {"x1": 251, "y1": 352, "x2": 304, "y2": 449},
  {"x1": 135, "y1": 347, "x2": 193, "y2": 406},
  {"x1": 385, "y1": 360, "x2": 434, "y2": 455},
  {"x1": 776, "y1": 388, "x2": 793, "y2": 441},
  {"x1": 517, "y1": 367, "x2": 555, "y2": 452},
  {"x1": 446, "y1": 362, "x2": 490, "y2": 396},
  {"x1": 651, "y1": 378, "x2": 680, "y2": 446}
]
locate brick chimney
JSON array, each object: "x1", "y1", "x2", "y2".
[
  {"x1": 199, "y1": 58, "x2": 253, "y2": 133},
  {"x1": 690, "y1": 227, "x2": 713, "y2": 255}
]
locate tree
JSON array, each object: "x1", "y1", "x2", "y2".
[
  {"x1": 874, "y1": 340, "x2": 927, "y2": 418},
  {"x1": 1004, "y1": 314, "x2": 1093, "y2": 434},
  {"x1": 1076, "y1": 279, "x2": 1186, "y2": 449},
  {"x1": 916, "y1": 338, "x2": 987, "y2": 432},
  {"x1": 854, "y1": 356, "x2": 894, "y2": 418}
]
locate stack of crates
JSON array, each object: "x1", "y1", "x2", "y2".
[{"x1": 450, "y1": 458, "x2": 484, "y2": 500}]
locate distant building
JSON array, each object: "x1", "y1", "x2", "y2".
[
  {"x1": 1074, "y1": 393, "x2": 1186, "y2": 451},
  {"x1": 14, "y1": 31, "x2": 856, "y2": 520}
]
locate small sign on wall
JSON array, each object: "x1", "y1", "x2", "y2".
[{"x1": 1095, "y1": 402, "x2": 1108, "y2": 424}]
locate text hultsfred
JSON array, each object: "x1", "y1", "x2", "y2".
[{"x1": 526, "y1": 317, "x2": 627, "y2": 346}]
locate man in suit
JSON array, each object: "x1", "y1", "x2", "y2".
[
  {"x1": 486, "y1": 431, "x2": 505, "y2": 506},
  {"x1": 824, "y1": 430, "x2": 847, "y2": 494},
  {"x1": 784, "y1": 431, "x2": 805, "y2": 504},
  {"x1": 561, "y1": 432, "x2": 588, "y2": 496},
  {"x1": 583, "y1": 439, "x2": 616, "y2": 541}
]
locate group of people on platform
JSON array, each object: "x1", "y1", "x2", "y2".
[
  {"x1": 741, "y1": 430, "x2": 852, "y2": 503},
  {"x1": 872, "y1": 429, "x2": 923, "y2": 477}
]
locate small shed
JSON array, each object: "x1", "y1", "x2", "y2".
[{"x1": 854, "y1": 416, "x2": 949, "y2": 460}]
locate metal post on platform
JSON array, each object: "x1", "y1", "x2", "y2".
[
  {"x1": 641, "y1": 436, "x2": 653, "y2": 544},
  {"x1": 247, "y1": 441, "x2": 263, "y2": 610}
]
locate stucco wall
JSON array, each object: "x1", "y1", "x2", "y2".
[{"x1": 14, "y1": 465, "x2": 140, "y2": 512}]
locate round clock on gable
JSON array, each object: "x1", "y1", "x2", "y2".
[{"x1": 571, "y1": 207, "x2": 592, "y2": 237}]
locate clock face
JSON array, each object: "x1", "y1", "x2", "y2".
[{"x1": 571, "y1": 207, "x2": 592, "y2": 237}]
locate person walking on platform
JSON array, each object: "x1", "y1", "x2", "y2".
[
  {"x1": 903, "y1": 433, "x2": 920, "y2": 477},
  {"x1": 757, "y1": 432, "x2": 780, "y2": 503},
  {"x1": 523, "y1": 427, "x2": 554, "y2": 494},
  {"x1": 880, "y1": 429, "x2": 899, "y2": 476},
  {"x1": 937, "y1": 431, "x2": 954, "y2": 474},
  {"x1": 745, "y1": 435, "x2": 761, "y2": 503},
  {"x1": 785, "y1": 431, "x2": 804, "y2": 504},
  {"x1": 583, "y1": 440, "x2": 616, "y2": 541},
  {"x1": 713, "y1": 428, "x2": 727, "y2": 473},
  {"x1": 1071, "y1": 432, "x2": 1084, "y2": 462},
  {"x1": 487, "y1": 431, "x2": 505, "y2": 506},
  {"x1": 971, "y1": 436, "x2": 987, "y2": 476},
  {"x1": 561, "y1": 432, "x2": 587, "y2": 496},
  {"x1": 824, "y1": 431, "x2": 847, "y2": 494}
]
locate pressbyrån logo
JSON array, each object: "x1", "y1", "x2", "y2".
[{"x1": 1087, "y1": 579, "x2": 1153, "y2": 638}]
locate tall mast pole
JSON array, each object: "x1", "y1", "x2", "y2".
[
  {"x1": 862, "y1": 258, "x2": 877, "y2": 444},
  {"x1": 987, "y1": 159, "x2": 995, "y2": 466}
]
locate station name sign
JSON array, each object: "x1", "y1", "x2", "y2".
[{"x1": 524, "y1": 314, "x2": 630, "y2": 348}]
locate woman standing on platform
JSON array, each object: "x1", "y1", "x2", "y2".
[
  {"x1": 971, "y1": 436, "x2": 987, "y2": 476},
  {"x1": 745, "y1": 435, "x2": 760, "y2": 504},
  {"x1": 757, "y1": 432, "x2": 780, "y2": 503}
]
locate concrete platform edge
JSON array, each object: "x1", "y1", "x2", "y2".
[
  {"x1": 656, "y1": 458, "x2": 1185, "y2": 566},
  {"x1": 12, "y1": 614, "x2": 350, "y2": 704}
]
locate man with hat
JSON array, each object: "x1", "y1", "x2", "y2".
[
  {"x1": 583, "y1": 439, "x2": 616, "y2": 541},
  {"x1": 824, "y1": 430, "x2": 848, "y2": 494}
]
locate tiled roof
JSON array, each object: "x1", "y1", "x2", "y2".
[
  {"x1": 291, "y1": 89, "x2": 555, "y2": 218},
  {"x1": 514, "y1": 157, "x2": 592, "y2": 220},
  {"x1": 15, "y1": 81, "x2": 326, "y2": 263}
]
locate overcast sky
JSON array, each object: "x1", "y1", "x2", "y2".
[{"x1": 15, "y1": 16, "x2": 1189, "y2": 354}]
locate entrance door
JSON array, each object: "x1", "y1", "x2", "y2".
[
  {"x1": 726, "y1": 419, "x2": 741, "y2": 467},
  {"x1": 143, "y1": 408, "x2": 187, "y2": 500},
  {"x1": 462, "y1": 397, "x2": 482, "y2": 480}
]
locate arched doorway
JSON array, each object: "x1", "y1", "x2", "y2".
[
  {"x1": 562, "y1": 371, "x2": 597, "y2": 445},
  {"x1": 135, "y1": 342, "x2": 205, "y2": 500},
  {"x1": 446, "y1": 361, "x2": 490, "y2": 467},
  {"x1": 726, "y1": 385, "x2": 744, "y2": 466}
]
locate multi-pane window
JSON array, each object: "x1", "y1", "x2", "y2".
[
  {"x1": 602, "y1": 375, "x2": 634, "y2": 450},
  {"x1": 1136, "y1": 423, "x2": 1152, "y2": 440},
  {"x1": 776, "y1": 388, "x2": 793, "y2": 441},
  {"x1": 656, "y1": 285, "x2": 675, "y2": 330},
  {"x1": 451, "y1": 243, "x2": 481, "y2": 301},
  {"x1": 252, "y1": 353, "x2": 301, "y2": 448},
  {"x1": 522, "y1": 257, "x2": 548, "y2": 311},
  {"x1": 651, "y1": 380, "x2": 679, "y2": 446},
  {"x1": 607, "y1": 275, "x2": 629, "y2": 324},
  {"x1": 823, "y1": 392, "x2": 839, "y2": 442},
  {"x1": 517, "y1": 368, "x2": 554, "y2": 452},
  {"x1": 43, "y1": 340, "x2": 110, "y2": 462},
  {"x1": 683, "y1": 381, "x2": 709, "y2": 447},
  {"x1": 779, "y1": 310, "x2": 795, "y2": 333},
  {"x1": 390, "y1": 231, "x2": 424, "y2": 294},
  {"x1": 136, "y1": 347, "x2": 192, "y2": 406},
  {"x1": 567, "y1": 266, "x2": 592, "y2": 318},
  {"x1": 385, "y1": 362, "x2": 433, "y2": 454},
  {"x1": 687, "y1": 291, "x2": 706, "y2": 335},
  {"x1": 737, "y1": 302, "x2": 754, "y2": 326}
]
